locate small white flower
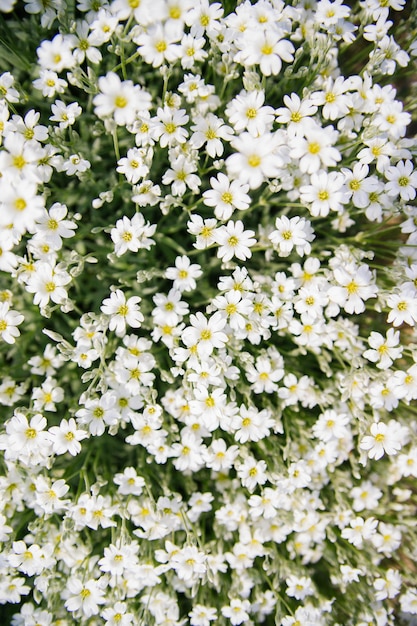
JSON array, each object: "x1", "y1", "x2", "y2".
[
  {"x1": 0, "y1": 302, "x2": 24, "y2": 344},
  {"x1": 360, "y1": 420, "x2": 408, "y2": 460},
  {"x1": 215, "y1": 219, "x2": 256, "y2": 262},
  {"x1": 203, "y1": 173, "x2": 251, "y2": 220},
  {"x1": 269, "y1": 215, "x2": 315, "y2": 257},
  {"x1": 49, "y1": 418, "x2": 88, "y2": 456},
  {"x1": 100, "y1": 289, "x2": 144, "y2": 336}
]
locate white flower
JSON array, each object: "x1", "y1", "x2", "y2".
[
  {"x1": 101, "y1": 289, "x2": 143, "y2": 336},
  {"x1": 212, "y1": 290, "x2": 252, "y2": 331},
  {"x1": 226, "y1": 131, "x2": 283, "y2": 189},
  {"x1": 372, "y1": 522, "x2": 402, "y2": 556},
  {"x1": 341, "y1": 516, "x2": 378, "y2": 547},
  {"x1": 342, "y1": 162, "x2": 379, "y2": 208},
  {"x1": 275, "y1": 92, "x2": 318, "y2": 137},
  {"x1": 290, "y1": 124, "x2": 341, "y2": 174},
  {"x1": 37, "y1": 34, "x2": 75, "y2": 72},
  {"x1": 134, "y1": 21, "x2": 181, "y2": 67},
  {"x1": 0, "y1": 302, "x2": 24, "y2": 344},
  {"x1": 328, "y1": 264, "x2": 377, "y2": 314},
  {"x1": 235, "y1": 28, "x2": 295, "y2": 76},
  {"x1": 8, "y1": 541, "x2": 51, "y2": 577},
  {"x1": 360, "y1": 420, "x2": 408, "y2": 460},
  {"x1": 63, "y1": 577, "x2": 106, "y2": 618},
  {"x1": 385, "y1": 159, "x2": 417, "y2": 201},
  {"x1": 203, "y1": 173, "x2": 251, "y2": 221},
  {"x1": 225, "y1": 89, "x2": 275, "y2": 136},
  {"x1": 102, "y1": 601, "x2": 134, "y2": 626},
  {"x1": 236, "y1": 456, "x2": 268, "y2": 491},
  {"x1": 162, "y1": 154, "x2": 201, "y2": 196},
  {"x1": 215, "y1": 219, "x2": 256, "y2": 262},
  {"x1": 49, "y1": 418, "x2": 88, "y2": 456},
  {"x1": 363, "y1": 328, "x2": 402, "y2": 369},
  {"x1": 62, "y1": 153, "x2": 91, "y2": 176},
  {"x1": 93, "y1": 72, "x2": 151, "y2": 126},
  {"x1": 189, "y1": 604, "x2": 218, "y2": 626},
  {"x1": 152, "y1": 288, "x2": 189, "y2": 326},
  {"x1": 34, "y1": 476, "x2": 70, "y2": 515},
  {"x1": 4, "y1": 412, "x2": 51, "y2": 463},
  {"x1": 300, "y1": 170, "x2": 347, "y2": 217},
  {"x1": 50, "y1": 100, "x2": 82, "y2": 129},
  {"x1": 26, "y1": 261, "x2": 71, "y2": 308},
  {"x1": 233, "y1": 405, "x2": 274, "y2": 442},
  {"x1": 190, "y1": 113, "x2": 233, "y2": 158},
  {"x1": 373, "y1": 569, "x2": 402, "y2": 601},
  {"x1": 76, "y1": 392, "x2": 120, "y2": 436},
  {"x1": 68, "y1": 21, "x2": 103, "y2": 65},
  {"x1": 33, "y1": 70, "x2": 68, "y2": 97},
  {"x1": 35, "y1": 202, "x2": 77, "y2": 249},
  {"x1": 171, "y1": 545, "x2": 207, "y2": 581},
  {"x1": 114, "y1": 467, "x2": 146, "y2": 496},
  {"x1": 221, "y1": 598, "x2": 251, "y2": 625},
  {"x1": 151, "y1": 106, "x2": 189, "y2": 147},
  {"x1": 116, "y1": 147, "x2": 150, "y2": 184},
  {"x1": 387, "y1": 289, "x2": 417, "y2": 326},
  {"x1": 285, "y1": 574, "x2": 315, "y2": 600},
  {"x1": 269, "y1": 215, "x2": 315, "y2": 257},
  {"x1": 310, "y1": 76, "x2": 351, "y2": 120},
  {"x1": 111, "y1": 212, "x2": 156, "y2": 256},
  {"x1": 165, "y1": 255, "x2": 202, "y2": 292},
  {"x1": 32, "y1": 376, "x2": 64, "y2": 412},
  {"x1": 400, "y1": 588, "x2": 417, "y2": 615},
  {"x1": 187, "y1": 214, "x2": 218, "y2": 249},
  {"x1": 245, "y1": 356, "x2": 283, "y2": 393},
  {"x1": 0, "y1": 71, "x2": 19, "y2": 103},
  {"x1": 182, "y1": 311, "x2": 228, "y2": 358}
]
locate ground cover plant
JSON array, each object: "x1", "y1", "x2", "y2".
[{"x1": 0, "y1": 0, "x2": 417, "y2": 623}]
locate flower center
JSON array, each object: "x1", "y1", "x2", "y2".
[
  {"x1": 308, "y1": 142, "x2": 320, "y2": 154},
  {"x1": 156, "y1": 40, "x2": 167, "y2": 53},
  {"x1": 115, "y1": 95, "x2": 127, "y2": 108}
]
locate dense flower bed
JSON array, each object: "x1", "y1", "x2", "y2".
[{"x1": 0, "y1": 0, "x2": 417, "y2": 624}]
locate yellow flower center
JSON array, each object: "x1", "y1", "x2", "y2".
[
  {"x1": 114, "y1": 95, "x2": 127, "y2": 108},
  {"x1": 156, "y1": 40, "x2": 167, "y2": 53},
  {"x1": 165, "y1": 122, "x2": 176, "y2": 134},
  {"x1": 248, "y1": 154, "x2": 261, "y2": 168},
  {"x1": 221, "y1": 191, "x2": 233, "y2": 204},
  {"x1": 346, "y1": 281, "x2": 358, "y2": 295},
  {"x1": 13, "y1": 155, "x2": 26, "y2": 169},
  {"x1": 169, "y1": 5, "x2": 181, "y2": 19},
  {"x1": 225, "y1": 303, "x2": 237, "y2": 315},
  {"x1": 308, "y1": 142, "x2": 320, "y2": 154}
]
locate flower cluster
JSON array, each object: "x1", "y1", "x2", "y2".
[{"x1": 0, "y1": 0, "x2": 417, "y2": 625}]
